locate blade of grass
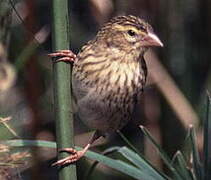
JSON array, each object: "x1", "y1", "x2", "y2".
[
  {"x1": 1, "y1": 139, "x2": 56, "y2": 148},
  {"x1": 172, "y1": 151, "x2": 195, "y2": 180},
  {"x1": 15, "y1": 26, "x2": 49, "y2": 72},
  {"x1": 118, "y1": 130, "x2": 169, "y2": 179},
  {"x1": 85, "y1": 152, "x2": 159, "y2": 180},
  {"x1": 84, "y1": 146, "x2": 120, "y2": 180},
  {"x1": 117, "y1": 130, "x2": 141, "y2": 155},
  {"x1": 188, "y1": 125, "x2": 202, "y2": 180},
  {"x1": 118, "y1": 146, "x2": 169, "y2": 180},
  {"x1": 203, "y1": 92, "x2": 211, "y2": 180},
  {"x1": 0, "y1": 117, "x2": 20, "y2": 138},
  {"x1": 140, "y1": 125, "x2": 183, "y2": 180}
]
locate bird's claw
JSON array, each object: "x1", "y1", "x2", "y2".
[
  {"x1": 52, "y1": 148, "x2": 84, "y2": 166},
  {"x1": 48, "y1": 50, "x2": 77, "y2": 63}
]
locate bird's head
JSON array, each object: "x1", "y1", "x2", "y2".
[{"x1": 97, "y1": 15, "x2": 163, "y2": 55}]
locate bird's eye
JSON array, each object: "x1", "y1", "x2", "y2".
[
  {"x1": 139, "y1": 25, "x2": 146, "y2": 32},
  {"x1": 127, "y1": 30, "x2": 136, "y2": 37}
]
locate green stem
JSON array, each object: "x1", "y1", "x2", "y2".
[
  {"x1": 51, "y1": 0, "x2": 77, "y2": 179},
  {"x1": 204, "y1": 92, "x2": 211, "y2": 180}
]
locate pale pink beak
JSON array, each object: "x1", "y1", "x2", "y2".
[{"x1": 142, "y1": 32, "x2": 163, "y2": 47}]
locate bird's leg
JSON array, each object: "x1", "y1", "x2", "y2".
[
  {"x1": 48, "y1": 50, "x2": 77, "y2": 63},
  {"x1": 52, "y1": 131, "x2": 102, "y2": 166}
]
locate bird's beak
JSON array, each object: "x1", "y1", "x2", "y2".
[{"x1": 142, "y1": 32, "x2": 163, "y2": 47}]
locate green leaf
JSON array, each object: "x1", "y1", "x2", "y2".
[
  {"x1": 118, "y1": 146, "x2": 169, "y2": 180},
  {"x1": 204, "y1": 92, "x2": 211, "y2": 180},
  {"x1": 1, "y1": 139, "x2": 56, "y2": 148},
  {"x1": 188, "y1": 126, "x2": 202, "y2": 179},
  {"x1": 140, "y1": 126, "x2": 183, "y2": 180},
  {"x1": 172, "y1": 151, "x2": 195, "y2": 180},
  {"x1": 85, "y1": 146, "x2": 120, "y2": 179}
]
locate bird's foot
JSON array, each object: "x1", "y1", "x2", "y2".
[
  {"x1": 52, "y1": 148, "x2": 86, "y2": 166},
  {"x1": 48, "y1": 50, "x2": 77, "y2": 63}
]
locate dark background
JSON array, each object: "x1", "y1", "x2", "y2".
[{"x1": 0, "y1": 0, "x2": 210, "y2": 179}]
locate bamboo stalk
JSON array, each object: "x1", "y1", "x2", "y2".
[{"x1": 51, "y1": 0, "x2": 77, "y2": 179}]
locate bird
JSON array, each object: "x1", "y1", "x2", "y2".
[{"x1": 48, "y1": 15, "x2": 163, "y2": 166}]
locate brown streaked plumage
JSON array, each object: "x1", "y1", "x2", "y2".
[{"x1": 48, "y1": 15, "x2": 163, "y2": 166}]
